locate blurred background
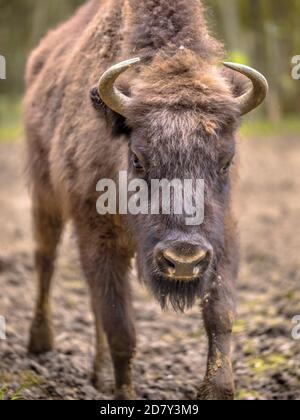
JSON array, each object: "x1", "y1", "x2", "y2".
[
  {"x1": 0, "y1": 0, "x2": 300, "y2": 401},
  {"x1": 1, "y1": 0, "x2": 300, "y2": 143}
]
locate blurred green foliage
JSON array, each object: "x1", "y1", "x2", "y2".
[
  {"x1": 0, "y1": 96, "x2": 22, "y2": 143},
  {"x1": 208, "y1": 0, "x2": 300, "y2": 119},
  {"x1": 0, "y1": 0, "x2": 82, "y2": 95},
  {"x1": 0, "y1": 0, "x2": 299, "y2": 140},
  {"x1": 240, "y1": 117, "x2": 300, "y2": 138}
]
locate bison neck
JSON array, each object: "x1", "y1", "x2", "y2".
[{"x1": 124, "y1": 0, "x2": 222, "y2": 61}]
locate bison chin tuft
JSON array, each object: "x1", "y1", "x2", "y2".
[
  {"x1": 147, "y1": 272, "x2": 202, "y2": 313},
  {"x1": 136, "y1": 250, "x2": 207, "y2": 312}
]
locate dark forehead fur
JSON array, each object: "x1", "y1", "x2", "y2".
[
  {"x1": 126, "y1": 0, "x2": 223, "y2": 61},
  {"x1": 123, "y1": 0, "x2": 243, "y2": 135},
  {"x1": 127, "y1": 50, "x2": 240, "y2": 156}
]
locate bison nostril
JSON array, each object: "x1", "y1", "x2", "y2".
[
  {"x1": 193, "y1": 252, "x2": 211, "y2": 274},
  {"x1": 163, "y1": 254, "x2": 176, "y2": 269},
  {"x1": 156, "y1": 245, "x2": 212, "y2": 280},
  {"x1": 158, "y1": 252, "x2": 176, "y2": 276}
]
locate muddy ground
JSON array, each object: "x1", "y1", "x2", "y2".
[{"x1": 0, "y1": 134, "x2": 300, "y2": 400}]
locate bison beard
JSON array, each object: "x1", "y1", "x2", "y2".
[
  {"x1": 148, "y1": 273, "x2": 202, "y2": 312},
  {"x1": 140, "y1": 253, "x2": 209, "y2": 312}
]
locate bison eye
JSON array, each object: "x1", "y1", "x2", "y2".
[
  {"x1": 132, "y1": 153, "x2": 144, "y2": 172},
  {"x1": 220, "y1": 159, "x2": 234, "y2": 176}
]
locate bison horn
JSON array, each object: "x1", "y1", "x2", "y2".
[
  {"x1": 223, "y1": 62, "x2": 269, "y2": 115},
  {"x1": 99, "y1": 59, "x2": 268, "y2": 118},
  {"x1": 98, "y1": 57, "x2": 141, "y2": 117}
]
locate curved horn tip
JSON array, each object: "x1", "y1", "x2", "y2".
[
  {"x1": 98, "y1": 57, "x2": 141, "y2": 118},
  {"x1": 223, "y1": 62, "x2": 268, "y2": 83},
  {"x1": 113, "y1": 57, "x2": 141, "y2": 71},
  {"x1": 127, "y1": 57, "x2": 141, "y2": 65},
  {"x1": 223, "y1": 62, "x2": 269, "y2": 115}
]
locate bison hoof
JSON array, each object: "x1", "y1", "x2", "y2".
[
  {"x1": 114, "y1": 385, "x2": 137, "y2": 401},
  {"x1": 28, "y1": 314, "x2": 54, "y2": 354},
  {"x1": 90, "y1": 370, "x2": 106, "y2": 393}
]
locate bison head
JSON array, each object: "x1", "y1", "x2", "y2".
[{"x1": 96, "y1": 51, "x2": 268, "y2": 311}]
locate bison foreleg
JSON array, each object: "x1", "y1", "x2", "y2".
[
  {"x1": 199, "y1": 277, "x2": 236, "y2": 400},
  {"x1": 28, "y1": 196, "x2": 63, "y2": 354},
  {"x1": 77, "y1": 224, "x2": 136, "y2": 400}
]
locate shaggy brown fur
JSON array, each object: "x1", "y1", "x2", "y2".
[{"x1": 24, "y1": 0, "x2": 244, "y2": 400}]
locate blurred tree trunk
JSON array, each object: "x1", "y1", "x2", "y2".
[
  {"x1": 216, "y1": 0, "x2": 241, "y2": 52},
  {"x1": 250, "y1": 0, "x2": 265, "y2": 69},
  {"x1": 250, "y1": 0, "x2": 281, "y2": 120},
  {"x1": 30, "y1": 1, "x2": 51, "y2": 45},
  {"x1": 265, "y1": 0, "x2": 286, "y2": 121},
  {"x1": 264, "y1": 22, "x2": 281, "y2": 121}
]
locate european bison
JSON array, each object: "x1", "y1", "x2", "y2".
[{"x1": 24, "y1": 0, "x2": 268, "y2": 400}]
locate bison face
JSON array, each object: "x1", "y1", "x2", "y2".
[
  {"x1": 95, "y1": 53, "x2": 268, "y2": 311},
  {"x1": 124, "y1": 109, "x2": 237, "y2": 311}
]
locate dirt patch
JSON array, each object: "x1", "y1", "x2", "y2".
[{"x1": 0, "y1": 136, "x2": 300, "y2": 400}]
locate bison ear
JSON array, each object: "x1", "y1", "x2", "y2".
[
  {"x1": 90, "y1": 87, "x2": 132, "y2": 137},
  {"x1": 222, "y1": 67, "x2": 248, "y2": 98}
]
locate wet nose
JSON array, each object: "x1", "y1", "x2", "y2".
[{"x1": 155, "y1": 242, "x2": 212, "y2": 280}]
